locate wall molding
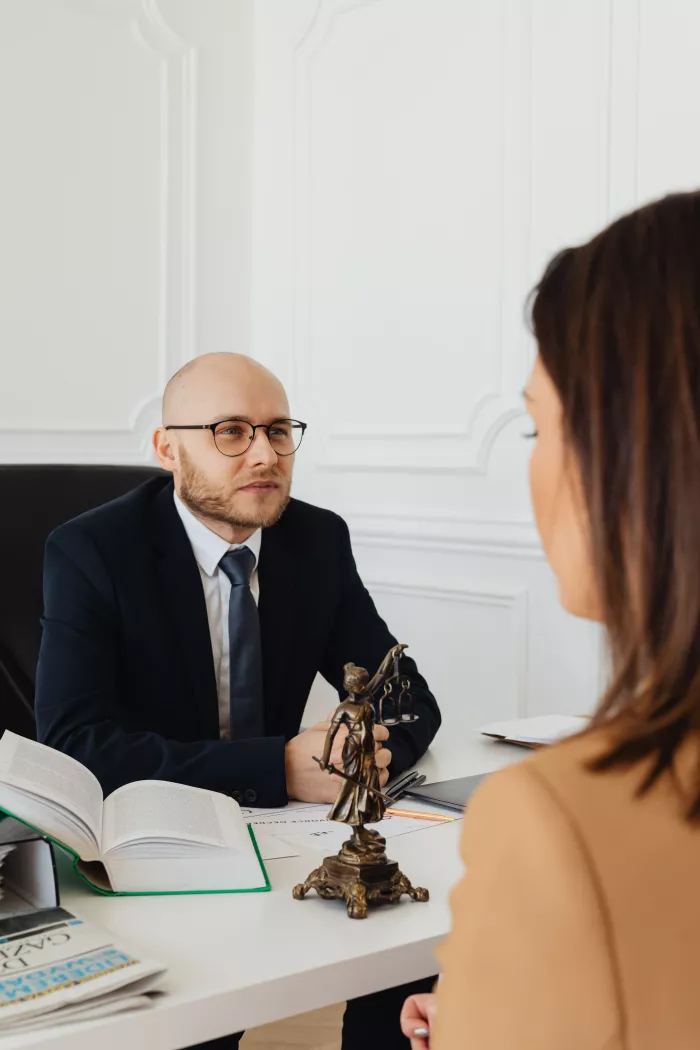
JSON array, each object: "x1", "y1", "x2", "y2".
[
  {"x1": 606, "y1": 0, "x2": 641, "y2": 220},
  {"x1": 347, "y1": 509, "x2": 544, "y2": 559},
  {"x1": 0, "y1": 0, "x2": 197, "y2": 464},
  {"x1": 355, "y1": 531, "x2": 543, "y2": 560},
  {"x1": 135, "y1": 0, "x2": 199, "y2": 383},
  {"x1": 366, "y1": 578, "x2": 529, "y2": 716},
  {"x1": 291, "y1": 0, "x2": 533, "y2": 475}
]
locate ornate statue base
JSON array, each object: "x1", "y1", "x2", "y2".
[{"x1": 292, "y1": 826, "x2": 429, "y2": 920}]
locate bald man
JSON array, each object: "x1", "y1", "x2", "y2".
[{"x1": 35, "y1": 353, "x2": 440, "y2": 1050}]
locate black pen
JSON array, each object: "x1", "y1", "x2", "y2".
[
  {"x1": 395, "y1": 774, "x2": 426, "y2": 800},
  {"x1": 389, "y1": 771, "x2": 425, "y2": 801},
  {"x1": 388, "y1": 771, "x2": 419, "y2": 794}
]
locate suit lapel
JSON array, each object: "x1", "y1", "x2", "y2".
[
  {"x1": 150, "y1": 484, "x2": 219, "y2": 739},
  {"x1": 258, "y1": 518, "x2": 297, "y2": 735}
]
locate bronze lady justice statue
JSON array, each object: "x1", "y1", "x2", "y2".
[{"x1": 293, "y1": 644, "x2": 429, "y2": 919}]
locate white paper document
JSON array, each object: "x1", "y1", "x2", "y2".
[
  {"x1": 255, "y1": 835, "x2": 299, "y2": 860},
  {"x1": 247, "y1": 801, "x2": 457, "y2": 855}
]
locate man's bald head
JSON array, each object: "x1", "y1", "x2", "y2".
[
  {"x1": 162, "y1": 353, "x2": 289, "y2": 426},
  {"x1": 153, "y1": 352, "x2": 295, "y2": 542}
]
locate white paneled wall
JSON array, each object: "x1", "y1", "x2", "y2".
[
  {"x1": 3, "y1": 0, "x2": 700, "y2": 732},
  {"x1": 250, "y1": 0, "x2": 700, "y2": 726},
  {"x1": 0, "y1": 0, "x2": 252, "y2": 462}
]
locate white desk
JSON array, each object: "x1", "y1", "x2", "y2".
[{"x1": 5, "y1": 734, "x2": 524, "y2": 1050}]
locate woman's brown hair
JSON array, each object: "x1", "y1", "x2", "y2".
[{"x1": 531, "y1": 190, "x2": 700, "y2": 819}]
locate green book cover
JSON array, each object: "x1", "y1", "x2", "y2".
[{"x1": 0, "y1": 808, "x2": 270, "y2": 897}]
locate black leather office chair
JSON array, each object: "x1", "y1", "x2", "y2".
[{"x1": 0, "y1": 464, "x2": 165, "y2": 739}]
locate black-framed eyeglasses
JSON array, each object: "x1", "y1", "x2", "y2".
[{"x1": 165, "y1": 418, "x2": 307, "y2": 458}]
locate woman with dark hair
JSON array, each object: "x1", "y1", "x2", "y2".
[{"x1": 402, "y1": 190, "x2": 700, "y2": 1049}]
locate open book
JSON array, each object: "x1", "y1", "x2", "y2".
[{"x1": 0, "y1": 732, "x2": 269, "y2": 896}]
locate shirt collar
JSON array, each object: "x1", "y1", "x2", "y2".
[{"x1": 173, "y1": 490, "x2": 262, "y2": 578}]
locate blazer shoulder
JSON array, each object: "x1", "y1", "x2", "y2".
[
  {"x1": 458, "y1": 751, "x2": 617, "y2": 925},
  {"x1": 438, "y1": 740, "x2": 622, "y2": 1050},
  {"x1": 523, "y1": 727, "x2": 644, "y2": 810},
  {"x1": 277, "y1": 498, "x2": 349, "y2": 540},
  {"x1": 465, "y1": 759, "x2": 565, "y2": 839},
  {"x1": 475, "y1": 729, "x2": 682, "y2": 882},
  {"x1": 463, "y1": 739, "x2": 614, "y2": 861},
  {"x1": 47, "y1": 476, "x2": 172, "y2": 553}
]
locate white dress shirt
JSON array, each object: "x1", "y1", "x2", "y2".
[{"x1": 174, "y1": 492, "x2": 262, "y2": 741}]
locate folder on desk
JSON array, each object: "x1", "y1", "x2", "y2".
[
  {"x1": 0, "y1": 732, "x2": 270, "y2": 897},
  {"x1": 478, "y1": 715, "x2": 589, "y2": 749}
]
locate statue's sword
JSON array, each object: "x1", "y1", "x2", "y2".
[{"x1": 312, "y1": 757, "x2": 396, "y2": 805}]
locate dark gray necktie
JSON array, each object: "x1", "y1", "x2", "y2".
[{"x1": 218, "y1": 548, "x2": 264, "y2": 740}]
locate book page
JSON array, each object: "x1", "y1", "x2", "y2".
[
  {"x1": 102, "y1": 780, "x2": 246, "y2": 854},
  {"x1": 0, "y1": 732, "x2": 102, "y2": 853}
]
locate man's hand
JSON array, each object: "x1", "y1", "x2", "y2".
[
  {"x1": 285, "y1": 720, "x2": 391, "y2": 803},
  {"x1": 400, "y1": 992, "x2": 436, "y2": 1049}
]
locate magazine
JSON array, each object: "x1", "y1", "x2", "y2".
[{"x1": 0, "y1": 906, "x2": 165, "y2": 1032}]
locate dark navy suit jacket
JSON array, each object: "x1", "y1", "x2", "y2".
[{"x1": 35, "y1": 477, "x2": 440, "y2": 807}]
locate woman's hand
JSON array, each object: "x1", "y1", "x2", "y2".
[{"x1": 400, "y1": 992, "x2": 437, "y2": 1049}]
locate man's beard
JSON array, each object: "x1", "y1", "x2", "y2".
[{"x1": 178, "y1": 449, "x2": 291, "y2": 530}]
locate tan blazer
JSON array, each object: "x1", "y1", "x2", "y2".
[{"x1": 433, "y1": 729, "x2": 700, "y2": 1050}]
